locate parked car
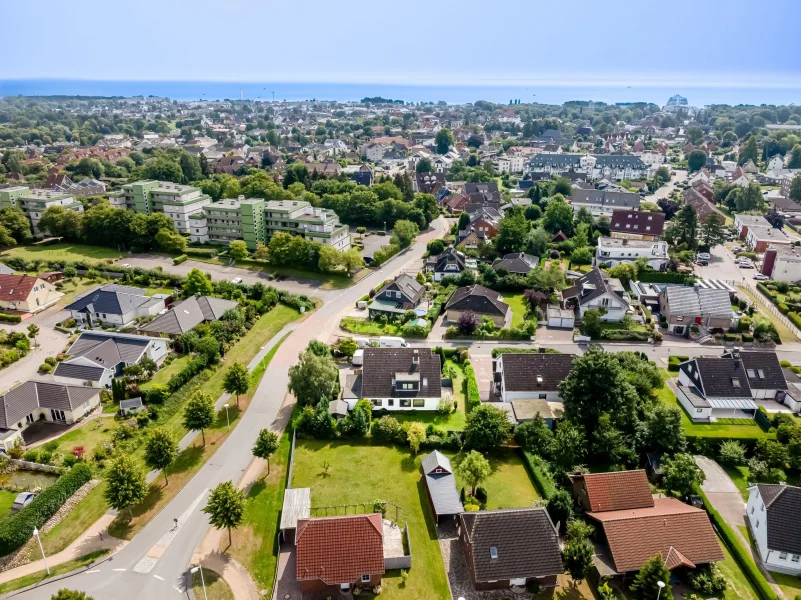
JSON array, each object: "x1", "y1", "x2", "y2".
[
  {"x1": 120, "y1": 263, "x2": 131, "y2": 268},
  {"x1": 739, "y1": 262, "x2": 755, "y2": 269},
  {"x1": 732, "y1": 246, "x2": 744, "y2": 253},
  {"x1": 695, "y1": 259, "x2": 709, "y2": 266},
  {"x1": 696, "y1": 252, "x2": 711, "y2": 261},
  {"x1": 352, "y1": 349, "x2": 364, "y2": 366},
  {"x1": 753, "y1": 274, "x2": 770, "y2": 280},
  {"x1": 378, "y1": 336, "x2": 408, "y2": 348},
  {"x1": 230, "y1": 277, "x2": 243, "y2": 284}
]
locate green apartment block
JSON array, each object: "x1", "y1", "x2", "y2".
[
  {"x1": 189, "y1": 196, "x2": 265, "y2": 249},
  {"x1": 0, "y1": 186, "x2": 84, "y2": 235},
  {"x1": 120, "y1": 180, "x2": 211, "y2": 234},
  {"x1": 264, "y1": 200, "x2": 351, "y2": 250}
]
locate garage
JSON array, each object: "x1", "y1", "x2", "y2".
[{"x1": 547, "y1": 305, "x2": 575, "y2": 329}]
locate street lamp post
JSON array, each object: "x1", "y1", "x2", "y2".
[
  {"x1": 224, "y1": 403, "x2": 230, "y2": 431},
  {"x1": 656, "y1": 580, "x2": 666, "y2": 600},
  {"x1": 33, "y1": 527, "x2": 49, "y2": 575},
  {"x1": 190, "y1": 565, "x2": 208, "y2": 600}
]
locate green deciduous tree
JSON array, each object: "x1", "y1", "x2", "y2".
[
  {"x1": 662, "y1": 453, "x2": 705, "y2": 497},
  {"x1": 545, "y1": 489, "x2": 574, "y2": 531},
  {"x1": 495, "y1": 211, "x2": 530, "y2": 254},
  {"x1": 252, "y1": 429, "x2": 280, "y2": 474},
  {"x1": 154, "y1": 228, "x2": 187, "y2": 254},
  {"x1": 407, "y1": 422, "x2": 426, "y2": 455},
  {"x1": 564, "y1": 538, "x2": 594, "y2": 583},
  {"x1": 144, "y1": 427, "x2": 178, "y2": 486},
  {"x1": 644, "y1": 404, "x2": 686, "y2": 454},
  {"x1": 336, "y1": 337, "x2": 358, "y2": 357},
  {"x1": 228, "y1": 240, "x2": 249, "y2": 260},
  {"x1": 104, "y1": 455, "x2": 147, "y2": 519},
  {"x1": 630, "y1": 554, "x2": 671, "y2": 600},
  {"x1": 514, "y1": 418, "x2": 554, "y2": 457},
  {"x1": 223, "y1": 361, "x2": 250, "y2": 408},
  {"x1": 687, "y1": 150, "x2": 708, "y2": 173},
  {"x1": 464, "y1": 404, "x2": 513, "y2": 452},
  {"x1": 719, "y1": 440, "x2": 746, "y2": 466},
  {"x1": 457, "y1": 450, "x2": 492, "y2": 496},
  {"x1": 288, "y1": 349, "x2": 339, "y2": 406},
  {"x1": 542, "y1": 194, "x2": 574, "y2": 235},
  {"x1": 203, "y1": 480, "x2": 245, "y2": 547},
  {"x1": 182, "y1": 268, "x2": 214, "y2": 296},
  {"x1": 552, "y1": 420, "x2": 587, "y2": 470},
  {"x1": 183, "y1": 388, "x2": 215, "y2": 445},
  {"x1": 26, "y1": 324, "x2": 39, "y2": 348},
  {"x1": 415, "y1": 157, "x2": 433, "y2": 173},
  {"x1": 50, "y1": 590, "x2": 94, "y2": 600},
  {"x1": 391, "y1": 219, "x2": 419, "y2": 248}
]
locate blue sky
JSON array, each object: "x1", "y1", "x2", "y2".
[{"x1": 4, "y1": 0, "x2": 800, "y2": 89}]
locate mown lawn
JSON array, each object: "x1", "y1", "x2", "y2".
[
  {"x1": 225, "y1": 432, "x2": 292, "y2": 593},
  {"x1": 46, "y1": 415, "x2": 118, "y2": 459},
  {"x1": 503, "y1": 293, "x2": 529, "y2": 328},
  {"x1": 722, "y1": 465, "x2": 751, "y2": 500},
  {"x1": 392, "y1": 359, "x2": 466, "y2": 431},
  {"x1": 0, "y1": 490, "x2": 16, "y2": 517},
  {"x1": 772, "y1": 572, "x2": 801, "y2": 600},
  {"x1": 192, "y1": 567, "x2": 235, "y2": 600},
  {"x1": 447, "y1": 448, "x2": 539, "y2": 510},
  {"x1": 0, "y1": 549, "x2": 109, "y2": 595},
  {"x1": 1, "y1": 243, "x2": 124, "y2": 262},
  {"x1": 42, "y1": 482, "x2": 108, "y2": 555},
  {"x1": 292, "y1": 440, "x2": 451, "y2": 600},
  {"x1": 340, "y1": 316, "x2": 404, "y2": 337},
  {"x1": 715, "y1": 540, "x2": 760, "y2": 600},
  {"x1": 140, "y1": 354, "x2": 193, "y2": 391}
]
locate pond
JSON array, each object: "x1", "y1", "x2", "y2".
[{"x1": 0, "y1": 470, "x2": 59, "y2": 491}]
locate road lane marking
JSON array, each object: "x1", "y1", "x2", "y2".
[
  {"x1": 113, "y1": 568, "x2": 126, "y2": 571},
  {"x1": 173, "y1": 586, "x2": 183, "y2": 593},
  {"x1": 86, "y1": 569, "x2": 100, "y2": 574},
  {"x1": 154, "y1": 575, "x2": 164, "y2": 581}
]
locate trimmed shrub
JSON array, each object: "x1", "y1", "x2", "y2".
[
  {"x1": 0, "y1": 313, "x2": 22, "y2": 323},
  {"x1": 464, "y1": 364, "x2": 481, "y2": 410},
  {"x1": 184, "y1": 247, "x2": 218, "y2": 257},
  {"x1": 173, "y1": 254, "x2": 188, "y2": 265},
  {"x1": 598, "y1": 329, "x2": 650, "y2": 341},
  {"x1": 668, "y1": 355, "x2": 690, "y2": 371},
  {"x1": 0, "y1": 464, "x2": 93, "y2": 555},
  {"x1": 520, "y1": 451, "x2": 557, "y2": 499}
]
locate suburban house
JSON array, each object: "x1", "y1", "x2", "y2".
[
  {"x1": 139, "y1": 295, "x2": 239, "y2": 336},
  {"x1": 761, "y1": 245, "x2": 801, "y2": 283},
  {"x1": 295, "y1": 514, "x2": 385, "y2": 594},
  {"x1": 596, "y1": 238, "x2": 669, "y2": 270},
  {"x1": 719, "y1": 350, "x2": 788, "y2": 403},
  {"x1": 421, "y1": 450, "x2": 464, "y2": 523},
  {"x1": 0, "y1": 381, "x2": 101, "y2": 450},
  {"x1": 456, "y1": 229, "x2": 484, "y2": 250},
  {"x1": 746, "y1": 226, "x2": 792, "y2": 253},
  {"x1": 562, "y1": 268, "x2": 629, "y2": 322},
  {"x1": 429, "y1": 248, "x2": 471, "y2": 282},
  {"x1": 781, "y1": 368, "x2": 801, "y2": 412},
  {"x1": 458, "y1": 508, "x2": 563, "y2": 591},
  {"x1": 571, "y1": 470, "x2": 723, "y2": 577},
  {"x1": 367, "y1": 274, "x2": 424, "y2": 319},
  {"x1": 445, "y1": 284, "x2": 511, "y2": 328},
  {"x1": 570, "y1": 188, "x2": 641, "y2": 218},
  {"x1": 493, "y1": 352, "x2": 574, "y2": 427},
  {"x1": 0, "y1": 274, "x2": 63, "y2": 313},
  {"x1": 746, "y1": 483, "x2": 801, "y2": 576},
  {"x1": 65, "y1": 284, "x2": 166, "y2": 327},
  {"x1": 351, "y1": 347, "x2": 441, "y2": 411},
  {"x1": 682, "y1": 187, "x2": 718, "y2": 222},
  {"x1": 676, "y1": 354, "x2": 759, "y2": 421},
  {"x1": 609, "y1": 210, "x2": 665, "y2": 240},
  {"x1": 491, "y1": 253, "x2": 538, "y2": 275},
  {"x1": 53, "y1": 331, "x2": 168, "y2": 388},
  {"x1": 414, "y1": 172, "x2": 446, "y2": 194},
  {"x1": 735, "y1": 214, "x2": 772, "y2": 238},
  {"x1": 657, "y1": 285, "x2": 736, "y2": 336}
]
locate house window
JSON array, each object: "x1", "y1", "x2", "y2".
[
  {"x1": 388, "y1": 399, "x2": 394, "y2": 407},
  {"x1": 696, "y1": 408, "x2": 703, "y2": 413},
  {"x1": 793, "y1": 555, "x2": 800, "y2": 563},
  {"x1": 371, "y1": 399, "x2": 382, "y2": 407},
  {"x1": 750, "y1": 506, "x2": 755, "y2": 514},
  {"x1": 413, "y1": 399, "x2": 424, "y2": 407},
  {"x1": 361, "y1": 575, "x2": 371, "y2": 583},
  {"x1": 51, "y1": 409, "x2": 66, "y2": 422},
  {"x1": 755, "y1": 520, "x2": 759, "y2": 528},
  {"x1": 780, "y1": 553, "x2": 788, "y2": 560},
  {"x1": 400, "y1": 399, "x2": 411, "y2": 407}
]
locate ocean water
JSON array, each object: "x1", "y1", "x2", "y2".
[{"x1": 1, "y1": 79, "x2": 799, "y2": 107}]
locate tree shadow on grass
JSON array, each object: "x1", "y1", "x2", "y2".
[
  {"x1": 400, "y1": 453, "x2": 418, "y2": 473},
  {"x1": 172, "y1": 444, "x2": 204, "y2": 473}
]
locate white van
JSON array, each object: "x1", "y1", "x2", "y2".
[
  {"x1": 352, "y1": 349, "x2": 364, "y2": 366},
  {"x1": 379, "y1": 336, "x2": 408, "y2": 348},
  {"x1": 352, "y1": 337, "x2": 372, "y2": 349}
]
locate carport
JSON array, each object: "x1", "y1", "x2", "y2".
[{"x1": 547, "y1": 305, "x2": 575, "y2": 329}]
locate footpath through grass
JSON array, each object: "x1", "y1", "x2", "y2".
[
  {"x1": 291, "y1": 440, "x2": 452, "y2": 600},
  {"x1": 0, "y1": 549, "x2": 109, "y2": 595}
]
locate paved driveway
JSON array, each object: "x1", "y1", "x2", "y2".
[
  {"x1": 695, "y1": 455, "x2": 747, "y2": 529},
  {"x1": 0, "y1": 320, "x2": 68, "y2": 393}
]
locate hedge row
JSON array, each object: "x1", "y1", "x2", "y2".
[
  {"x1": 756, "y1": 282, "x2": 801, "y2": 331},
  {"x1": 184, "y1": 247, "x2": 219, "y2": 257},
  {"x1": 167, "y1": 354, "x2": 209, "y2": 393},
  {"x1": 696, "y1": 487, "x2": 778, "y2": 600},
  {"x1": 173, "y1": 254, "x2": 188, "y2": 265},
  {"x1": 637, "y1": 271, "x2": 696, "y2": 284},
  {"x1": 667, "y1": 355, "x2": 690, "y2": 371},
  {"x1": 373, "y1": 243, "x2": 400, "y2": 266},
  {"x1": 520, "y1": 451, "x2": 557, "y2": 500},
  {"x1": 0, "y1": 464, "x2": 93, "y2": 555},
  {"x1": 464, "y1": 363, "x2": 481, "y2": 411},
  {"x1": 599, "y1": 329, "x2": 650, "y2": 341},
  {"x1": 491, "y1": 347, "x2": 562, "y2": 359},
  {"x1": 0, "y1": 313, "x2": 22, "y2": 323}
]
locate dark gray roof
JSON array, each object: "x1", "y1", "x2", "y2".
[
  {"x1": 528, "y1": 153, "x2": 646, "y2": 171},
  {"x1": 421, "y1": 451, "x2": 463, "y2": 517},
  {"x1": 433, "y1": 248, "x2": 467, "y2": 274},
  {"x1": 66, "y1": 283, "x2": 150, "y2": 316},
  {"x1": 120, "y1": 397, "x2": 143, "y2": 410},
  {"x1": 757, "y1": 484, "x2": 801, "y2": 555},
  {"x1": 685, "y1": 357, "x2": 753, "y2": 398},
  {"x1": 67, "y1": 332, "x2": 152, "y2": 366},
  {"x1": 343, "y1": 373, "x2": 362, "y2": 400},
  {"x1": 500, "y1": 353, "x2": 575, "y2": 392},
  {"x1": 460, "y1": 508, "x2": 563, "y2": 582},
  {"x1": 361, "y1": 348, "x2": 441, "y2": 399},
  {"x1": 53, "y1": 362, "x2": 106, "y2": 382},
  {"x1": 378, "y1": 275, "x2": 424, "y2": 304},
  {"x1": 491, "y1": 253, "x2": 538, "y2": 275},
  {"x1": 445, "y1": 284, "x2": 509, "y2": 317},
  {"x1": 721, "y1": 351, "x2": 787, "y2": 391},
  {"x1": 562, "y1": 267, "x2": 627, "y2": 307},
  {"x1": 140, "y1": 296, "x2": 238, "y2": 335},
  {"x1": 0, "y1": 381, "x2": 99, "y2": 429}
]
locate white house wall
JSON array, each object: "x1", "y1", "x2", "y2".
[
  {"x1": 747, "y1": 488, "x2": 801, "y2": 576},
  {"x1": 360, "y1": 397, "x2": 440, "y2": 411}
]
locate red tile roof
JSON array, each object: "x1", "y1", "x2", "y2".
[
  {"x1": 588, "y1": 498, "x2": 724, "y2": 573},
  {"x1": 579, "y1": 470, "x2": 654, "y2": 513},
  {"x1": 0, "y1": 274, "x2": 42, "y2": 303},
  {"x1": 296, "y1": 514, "x2": 385, "y2": 585}
]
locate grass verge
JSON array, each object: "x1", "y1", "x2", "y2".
[
  {"x1": 192, "y1": 567, "x2": 235, "y2": 600},
  {"x1": 0, "y1": 549, "x2": 109, "y2": 595}
]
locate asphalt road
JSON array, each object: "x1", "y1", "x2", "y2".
[{"x1": 15, "y1": 218, "x2": 448, "y2": 600}]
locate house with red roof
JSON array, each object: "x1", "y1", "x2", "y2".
[{"x1": 0, "y1": 274, "x2": 63, "y2": 313}]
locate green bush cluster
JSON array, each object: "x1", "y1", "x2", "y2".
[
  {"x1": 173, "y1": 254, "x2": 188, "y2": 265},
  {"x1": 599, "y1": 329, "x2": 650, "y2": 341},
  {"x1": 373, "y1": 243, "x2": 401, "y2": 266},
  {"x1": 520, "y1": 451, "x2": 556, "y2": 499},
  {"x1": 184, "y1": 247, "x2": 218, "y2": 257},
  {"x1": 0, "y1": 464, "x2": 93, "y2": 555},
  {"x1": 0, "y1": 313, "x2": 22, "y2": 323},
  {"x1": 464, "y1": 363, "x2": 481, "y2": 410},
  {"x1": 165, "y1": 355, "x2": 209, "y2": 393},
  {"x1": 667, "y1": 355, "x2": 690, "y2": 371}
]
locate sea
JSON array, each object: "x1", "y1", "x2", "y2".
[{"x1": 1, "y1": 79, "x2": 800, "y2": 107}]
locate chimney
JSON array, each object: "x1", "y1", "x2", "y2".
[{"x1": 412, "y1": 350, "x2": 419, "y2": 365}]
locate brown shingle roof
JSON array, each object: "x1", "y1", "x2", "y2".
[
  {"x1": 588, "y1": 498, "x2": 724, "y2": 573},
  {"x1": 578, "y1": 470, "x2": 654, "y2": 512},
  {"x1": 0, "y1": 274, "x2": 41, "y2": 303},
  {"x1": 295, "y1": 514, "x2": 385, "y2": 584}
]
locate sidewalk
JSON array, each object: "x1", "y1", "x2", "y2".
[{"x1": 0, "y1": 513, "x2": 126, "y2": 584}]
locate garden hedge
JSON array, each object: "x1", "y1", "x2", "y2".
[
  {"x1": 668, "y1": 355, "x2": 690, "y2": 371},
  {"x1": 373, "y1": 244, "x2": 400, "y2": 266},
  {"x1": 695, "y1": 486, "x2": 778, "y2": 600},
  {"x1": 599, "y1": 329, "x2": 650, "y2": 341},
  {"x1": 490, "y1": 347, "x2": 562, "y2": 358},
  {"x1": 0, "y1": 463, "x2": 93, "y2": 555},
  {"x1": 167, "y1": 355, "x2": 209, "y2": 393},
  {"x1": 0, "y1": 313, "x2": 22, "y2": 323},
  {"x1": 520, "y1": 451, "x2": 556, "y2": 500},
  {"x1": 637, "y1": 271, "x2": 695, "y2": 284},
  {"x1": 184, "y1": 247, "x2": 218, "y2": 257},
  {"x1": 173, "y1": 254, "x2": 188, "y2": 265},
  {"x1": 464, "y1": 364, "x2": 481, "y2": 411}
]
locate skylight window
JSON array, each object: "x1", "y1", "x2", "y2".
[
  {"x1": 758, "y1": 370, "x2": 765, "y2": 379},
  {"x1": 747, "y1": 369, "x2": 756, "y2": 378},
  {"x1": 490, "y1": 547, "x2": 498, "y2": 559},
  {"x1": 731, "y1": 378, "x2": 741, "y2": 388}
]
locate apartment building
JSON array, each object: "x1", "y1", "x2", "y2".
[
  {"x1": 0, "y1": 186, "x2": 84, "y2": 235},
  {"x1": 190, "y1": 196, "x2": 266, "y2": 249},
  {"x1": 762, "y1": 245, "x2": 801, "y2": 283},
  {"x1": 120, "y1": 180, "x2": 211, "y2": 234},
  {"x1": 596, "y1": 237, "x2": 669, "y2": 270},
  {"x1": 265, "y1": 200, "x2": 350, "y2": 250}
]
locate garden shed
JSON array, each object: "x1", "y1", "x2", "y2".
[{"x1": 280, "y1": 487, "x2": 311, "y2": 544}]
